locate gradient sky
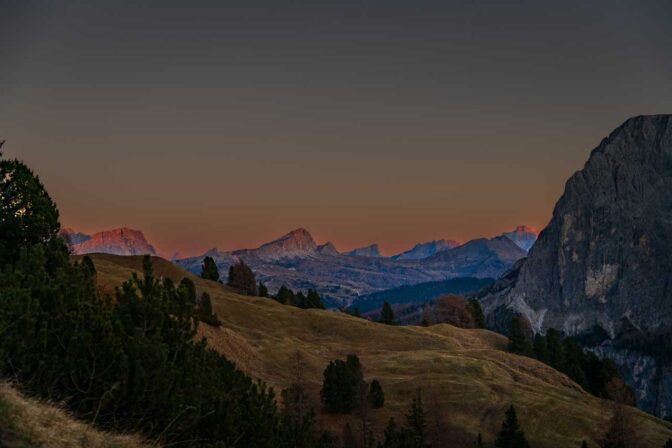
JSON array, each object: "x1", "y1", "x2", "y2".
[{"x1": 1, "y1": 0, "x2": 671, "y2": 256}]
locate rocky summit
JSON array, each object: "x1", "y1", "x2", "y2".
[
  {"x1": 391, "y1": 239, "x2": 460, "y2": 260},
  {"x1": 63, "y1": 228, "x2": 157, "y2": 256},
  {"x1": 477, "y1": 115, "x2": 672, "y2": 417},
  {"x1": 344, "y1": 243, "x2": 382, "y2": 257}
]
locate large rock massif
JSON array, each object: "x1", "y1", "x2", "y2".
[
  {"x1": 176, "y1": 228, "x2": 526, "y2": 306},
  {"x1": 61, "y1": 228, "x2": 157, "y2": 256},
  {"x1": 477, "y1": 115, "x2": 672, "y2": 416}
]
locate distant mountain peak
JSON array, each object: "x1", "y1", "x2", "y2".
[
  {"x1": 254, "y1": 228, "x2": 317, "y2": 260},
  {"x1": 502, "y1": 225, "x2": 538, "y2": 252},
  {"x1": 65, "y1": 227, "x2": 157, "y2": 256},
  {"x1": 345, "y1": 243, "x2": 381, "y2": 258},
  {"x1": 391, "y1": 239, "x2": 460, "y2": 260}
]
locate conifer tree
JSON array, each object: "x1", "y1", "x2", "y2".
[
  {"x1": 404, "y1": 390, "x2": 428, "y2": 448},
  {"x1": 179, "y1": 277, "x2": 197, "y2": 303},
  {"x1": 380, "y1": 301, "x2": 396, "y2": 325},
  {"x1": 600, "y1": 402, "x2": 640, "y2": 448},
  {"x1": 200, "y1": 255, "x2": 220, "y2": 282},
  {"x1": 276, "y1": 285, "x2": 295, "y2": 305},
  {"x1": 227, "y1": 260, "x2": 257, "y2": 295},
  {"x1": 468, "y1": 299, "x2": 486, "y2": 328},
  {"x1": 258, "y1": 282, "x2": 268, "y2": 297},
  {"x1": 306, "y1": 288, "x2": 325, "y2": 309},
  {"x1": 508, "y1": 316, "x2": 532, "y2": 356},
  {"x1": 495, "y1": 405, "x2": 531, "y2": 448},
  {"x1": 381, "y1": 418, "x2": 400, "y2": 448},
  {"x1": 295, "y1": 291, "x2": 308, "y2": 309},
  {"x1": 368, "y1": 379, "x2": 384, "y2": 408}
]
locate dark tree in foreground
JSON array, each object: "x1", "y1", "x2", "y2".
[
  {"x1": 404, "y1": 390, "x2": 428, "y2": 448},
  {"x1": 258, "y1": 282, "x2": 268, "y2": 297},
  {"x1": 381, "y1": 418, "x2": 400, "y2": 448},
  {"x1": 0, "y1": 152, "x2": 322, "y2": 447},
  {"x1": 380, "y1": 301, "x2": 396, "y2": 325},
  {"x1": 467, "y1": 299, "x2": 486, "y2": 328},
  {"x1": 200, "y1": 255, "x2": 220, "y2": 282},
  {"x1": 227, "y1": 260, "x2": 257, "y2": 296},
  {"x1": 368, "y1": 379, "x2": 384, "y2": 408},
  {"x1": 276, "y1": 285, "x2": 295, "y2": 305},
  {"x1": 476, "y1": 433, "x2": 485, "y2": 448},
  {"x1": 664, "y1": 439, "x2": 672, "y2": 448},
  {"x1": 180, "y1": 277, "x2": 197, "y2": 304},
  {"x1": 508, "y1": 316, "x2": 532, "y2": 356},
  {"x1": 581, "y1": 441, "x2": 589, "y2": 448},
  {"x1": 306, "y1": 288, "x2": 325, "y2": 309},
  {"x1": 600, "y1": 402, "x2": 640, "y2": 448},
  {"x1": 320, "y1": 354, "x2": 365, "y2": 414},
  {"x1": 495, "y1": 405, "x2": 531, "y2": 448},
  {"x1": 199, "y1": 291, "x2": 221, "y2": 326}
]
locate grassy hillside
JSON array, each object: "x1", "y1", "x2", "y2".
[
  {"x1": 0, "y1": 382, "x2": 148, "y2": 448},
  {"x1": 86, "y1": 254, "x2": 672, "y2": 448}
]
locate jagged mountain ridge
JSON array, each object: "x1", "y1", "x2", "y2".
[
  {"x1": 391, "y1": 239, "x2": 460, "y2": 260},
  {"x1": 61, "y1": 228, "x2": 158, "y2": 256},
  {"x1": 176, "y1": 228, "x2": 526, "y2": 306},
  {"x1": 476, "y1": 115, "x2": 672, "y2": 416}
]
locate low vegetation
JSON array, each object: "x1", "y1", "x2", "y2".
[{"x1": 509, "y1": 318, "x2": 635, "y2": 404}]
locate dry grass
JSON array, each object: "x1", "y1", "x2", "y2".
[
  {"x1": 0, "y1": 382, "x2": 149, "y2": 448},
  {"x1": 87, "y1": 254, "x2": 672, "y2": 448}
]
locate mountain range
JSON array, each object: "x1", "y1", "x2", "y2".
[
  {"x1": 477, "y1": 115, "x2": 672, "y2": 417},
  {"x1": 175, "y1": 228, "x2": 528, "y2": 306},
  {"x1": 60, "y1": 225, "x2": 533, "y2": 306}
]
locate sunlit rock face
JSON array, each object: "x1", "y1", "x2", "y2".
[
  {"x1": 64, "y1": 228, "x2": 157, "y2": 256},
  {"x1": 477, "y1": 115, "x2": 672, "y2": 416}
]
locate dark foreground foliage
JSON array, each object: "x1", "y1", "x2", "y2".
[{"x1": 0, "y1": 154, "x2": 320, "y2": 446}]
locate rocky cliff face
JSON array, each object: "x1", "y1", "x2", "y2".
[
  {"x1": 68, "y1": 228, "x2": 157, "y2": 256},
  {"x1": 477, "y1": 115, "x2": 672, "y2": 416}
]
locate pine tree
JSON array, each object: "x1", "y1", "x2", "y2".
[
  {"x1": 320, "y1": 354, "x2": 365, "y2": 414},
  {"x1": 179, "y1": 277, "x2": 197, "y2": 303},
  {"x1": 508, "y1": 316, "x2": 532, "y2": 356},
  {"x1": 295, "y1": 291, "x2": 307, "y2": 308},
  {"x1": 600, "y1": 402, "x2": 640, "y2": 448},
  {"x1": 368, "y1": 379, "x2": 384, "y2": 408},
  {"x1": 276, "y1": 285, "x2": 295, "y2": 305},
  {"x1": 306, "y1": 288, "x2": 325, "y2": 309},
  {"x1": 405, "y1": 390, "x2": 427, "y2": 448},
  {"x1": 199, "y1": 291, "x2": 221, "y2": 326},
  {"x1": 258, "y1": 282, "x2": 268, "y2": 297},
  {"x1": 467, "y1": 299, "x2": 486, "y2": 328},
  {"x1": 200, "y1": 256, "x2": 220, "y2": 282},
  {"x1": 227, "y1": 260, "x2": 257, "y2": 295},
  {"x1": 381, "y1": 418, "x2": 400, "y2": 448},
  {"x1": 379, "y1": 302, "x2": 396, "y2": 325},
  {"x1": 533, "y1": 334, "x2": 549, "y2": 364},
  {"x1": 495, "y1": 405, "x2": 531, "y2": 448}
]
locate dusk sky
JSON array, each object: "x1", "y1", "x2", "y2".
[{"x1": 2, "y1": 0, "x2": 671, "y2": 256}]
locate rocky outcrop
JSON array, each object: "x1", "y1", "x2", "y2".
[
  {"x1": 502, "y1": 226, "x2": 538, "y2": 252},
  {"x1": 59, "y1": 228, "x2": 91, "y2": 245},
  {"x1": 477, "y1": 115, "x2": 672, "y2": 416},
  {"x1": 67, "y1": 228, "x2": 157, "y2": 256},
  {"x1": 391, "y1": 239, "x2": 460, "y2": 260},
  {"x1": 345, "y1": 244, "x2": 382, "y2": 257}
]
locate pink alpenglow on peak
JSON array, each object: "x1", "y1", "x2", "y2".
[{"x1": 62, "y1": 228, "x2": 158, "y2": 256}]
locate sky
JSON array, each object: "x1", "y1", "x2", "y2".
[{"x1": 1, "y1": 0, "x2": 671, "y2": 256}]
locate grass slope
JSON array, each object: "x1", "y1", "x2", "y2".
[
  {"x1": 87, "y1": 254, "x2": 672, "y2": 448},
  {"x1": 0, "y1": 382, "x2": 148, "y2": 448}
]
